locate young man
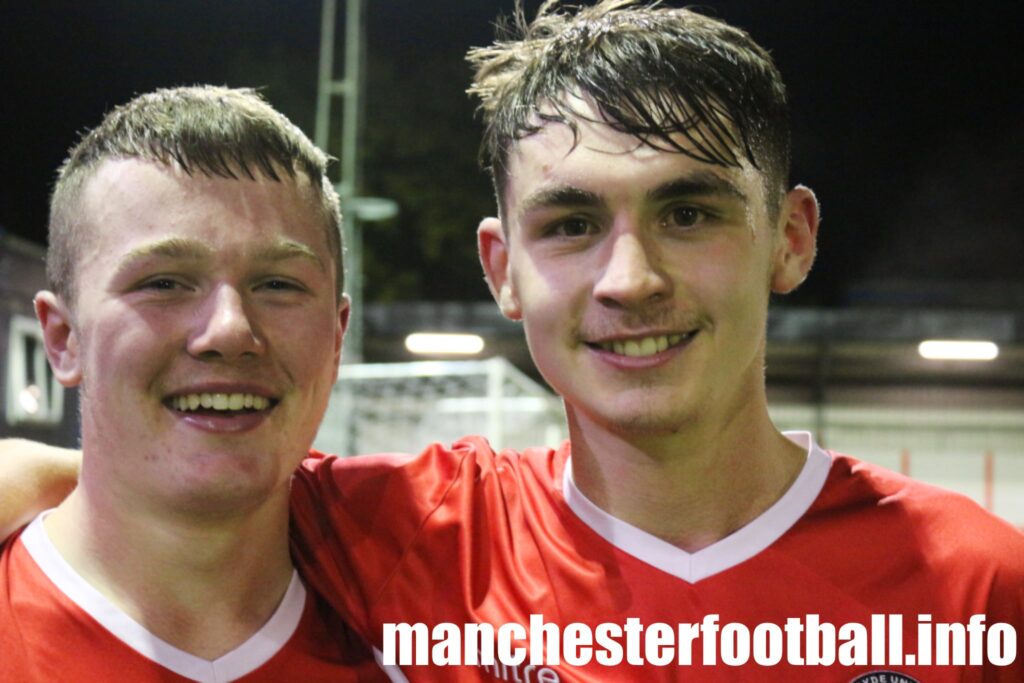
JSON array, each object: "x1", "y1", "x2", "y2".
[
  {"x1": 4, "y1": 2, "x2": 1023, "y2": 681},
  {"x1": 0, "y1": 86, "x2": 386, "y2": 681},
  {"x1": 286, "y1": 2, "x2": 1022, "y2": 680}
]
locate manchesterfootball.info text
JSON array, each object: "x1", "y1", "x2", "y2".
[{"x1": 382, "y1": 614, "x2": 1017, "y2": 670}]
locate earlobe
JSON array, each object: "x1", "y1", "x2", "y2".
[
  {"x1": 34, "y1": 292, "x2": 82, "y2": 387},
  {"x1": 770, "y1": 185, "x2": 820, "y2": 294},
  {"x1": 334, "y1": 294, "x2": 350, "y2": 369},
  {"x1": 477, "y1": 217, "x2": 522, "y2": 320}
]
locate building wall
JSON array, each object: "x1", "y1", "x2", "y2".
[{"x1": 0, "y1": 235, "x2": 79, "y2": 447}]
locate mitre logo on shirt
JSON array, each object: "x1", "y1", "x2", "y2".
[
  {"x1": 849, "y1": 672, "x2": 920, "y2": 683},
  {"x1": 477, "y1": 659, "x2": 561, "y2": 682}
]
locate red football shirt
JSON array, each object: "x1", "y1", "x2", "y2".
[
  {"x1": 0, "y1": 515, "x2": 389, "y2": 682},
  {"x1": 290, "y1": 432, "x2": 1024, "y2": 682}
]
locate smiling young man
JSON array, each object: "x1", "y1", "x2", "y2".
[
  {"x1": 284, "y1": 2, "x2": 1021, "y2": 680},
  {"x1": 0, "y1": 86, "x2": 385, "y2": 681},
  {"x1": 475, "y1": 94, "x2": 818, "y2": 551},
  {"x1": 3, "y1": 3, "x2": 1022, "y2": 682}
]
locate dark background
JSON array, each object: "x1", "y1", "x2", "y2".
[{"x1": 2, "y1": 1, "x2": 1022, "y2": 308}]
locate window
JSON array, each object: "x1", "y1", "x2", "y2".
[{"x1": 5, "y1": 314, "x2": 63, "y2": 426}]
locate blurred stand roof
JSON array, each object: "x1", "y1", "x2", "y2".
[{"x1": 362, "y1": 300, "x2": 1024, "y2": 391}]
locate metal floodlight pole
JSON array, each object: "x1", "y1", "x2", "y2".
[
  {"x1": 340, "y1": 0, "x2": 364, "y2": 204},
  {"x1": 314, "y1": 0, "x2": 337, "y2": 152},
  {"x1": 343, "y1": 0, "x2": 366, "y2": 363},
  {"x1": 316, "y1": 0, "x2": 366, "y2": 363}
]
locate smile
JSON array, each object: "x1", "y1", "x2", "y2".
[
  {"x1": 594, "y1": 331, "x2": 697, "y2": 357},
  {"x1": 167, "y1": 392, "x2": 275, "y2": 413}
]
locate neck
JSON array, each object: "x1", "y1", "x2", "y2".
[
  {"x1": 566, "y1": 399, "x2": 806, "y2": 552},
  {"x1": 44, "y1": 472, "x2": 294, "y2": 660}
]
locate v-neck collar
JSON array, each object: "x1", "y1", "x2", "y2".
[
  {"x1": 21, "y1": 512, "x2": 306, "y2": 683},
  {"x1": 562, "y1": 431, "x2": 831, "y2": 583}
]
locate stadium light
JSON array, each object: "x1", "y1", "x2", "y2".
[
  {"x1": 405, "y1": 332, "x2": 485, "y2": 356},
  {"x1": 918, "y1": 340, "x2": 999, "y2": 361}
]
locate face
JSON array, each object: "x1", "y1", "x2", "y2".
[
  {"x1": 37, "y1": 159, "x2": 347, "y2": 514},
  {"x1": 479, "y1": 99, "x2": 817, "y2": 437}
]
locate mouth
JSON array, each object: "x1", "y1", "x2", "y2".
[
  {"x1": 164, "y1": 392, "x2": 279, "y2": 415},
  {"x1": 587, "y1": 330, "x2": 699, "y2": 358}
]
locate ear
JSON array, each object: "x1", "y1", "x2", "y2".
[
  {"x1": 477, "y1": 217, "x2": 522, "y2": 320},
  {"x1": 770, "y1": 185, "x2": 820, "y2": 294},
  {"x1": 332, "y1": 294, "x2": 350, "y2": 374},
  {"x1": 34, "y1": 291, "x2": 82, "y2": 387}
]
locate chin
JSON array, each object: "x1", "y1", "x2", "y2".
[
  {"x1": 172, "y1": 458, "x2": 285, "y2": 505},
  {"x1": 174, "y1": 478, "x2": 281, "y2": 516},
  {"x1": 582, "y1": 400, "x2": 698, "y2": 437},
  {"x1": 610, "y1": 414, "x2": 694, "y2": 436}
]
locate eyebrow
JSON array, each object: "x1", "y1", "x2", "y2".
[
  {"x1": 250, "y1": 240, "x2": 326, "y2": 272},
  {"x1": 114, "y1": 238, "x2": 214, "y2": 276},
  {"x1": 517, "y1": 170, "x2": 748, "y2": 218},
  {"x1": 518, "y1": 186, "x2": 603, "y2": 216},
  {"x1": 113, "y1": 237, "x2": 326, "y2": 278},
  {"x1": 647, "y1": 171, "x2": 748, "y2": 204}
]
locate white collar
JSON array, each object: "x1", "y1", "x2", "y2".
[
  {"x1": 21, "y1": 511, "x2": 307, "y2": 683},
  {"x1": 562, "y1": 431, "x2": 831, "y2": 583}
]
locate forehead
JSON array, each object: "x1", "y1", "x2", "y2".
[
  {"x1": 78, "y1": 158, "x2": 327, "y2": 252},
  {"x1": 503, "y1": 96, "x2": 765, "y2": 215}
]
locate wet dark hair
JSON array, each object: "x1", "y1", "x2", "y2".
[
  {"x1": 468, "y1": 0, "x2": 791, "y2": 216},
  {"x1": 48, "y1": 85, "x2": 343, "y2": 303}
]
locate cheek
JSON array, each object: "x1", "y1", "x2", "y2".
[
  {"x1": 512, "y1": 250, "x2": 586, "y2": 313},
  {"x1": 85, "y1": 306, "x2": 171, "y2": 362},
  {"x1": 515, "y1": 270, "x2": 573, "y2": 351},
  {"x1": 270, "y1": 310, "x2": 341, "y2": 382},
  {"x1": 686, "y1": 241, "x2": 769, "y2": 306},
  {"x1": 77, "y1": 325, "x2": 174, "y2": 406}
]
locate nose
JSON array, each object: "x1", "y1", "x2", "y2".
[
  {"x1": 187, "y1": 284, "x2": 263, "y2": 360},
  {"x1": 592, "y1": 230, "x2": 671, "y2": 308}
]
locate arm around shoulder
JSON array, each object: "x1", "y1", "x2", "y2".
[{"x1": 0, "y1": 438, "x2": 80, "y2": 540}]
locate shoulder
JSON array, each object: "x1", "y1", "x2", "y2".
[
  {"x1": 807, "y1": 453, "x2": 1024, "y2": 624},
  {"x1": 286, "y1": 438, "x2": 567, "y2": 624},
  {"x1": 820, "y1": 452, "x2": 1024, "y2": 569},
  {"x1": 289, "y1": 438, "x2": 568, "y2": 544},
  {"x1": 0, "y1": 528, "x2": 48, "y2": 680},
  {"x1": 0, "y1": 525, "x2": 29, "y2": 578}
]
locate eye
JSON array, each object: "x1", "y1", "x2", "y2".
[
  {"x1": 140, "y1": 277, "x2": 187, "y2": 291},
  {"x1": 662, "y1": 205, "x2": 706, "y2": 230},
  {"x1": 548, "y1": 217, "x2": 598, "y2": 238},
  {"x1": 256, "y1": 278, "x2": 306, "y2": 293}
]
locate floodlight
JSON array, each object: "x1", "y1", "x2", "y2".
[
  {"x1": 405, "y1": 333, "x2": 485, "y2": 356},
  {"x1": 917, "y1": 340, "x2": 998, "y2": 361}
]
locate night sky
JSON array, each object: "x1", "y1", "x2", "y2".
[{"x1": 2, "y1": 1, "x2": 1021, "y2": 307}]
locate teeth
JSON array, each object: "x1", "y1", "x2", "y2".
[
  {"x1": 169, "y1": 393, "x2": 272, "y2": 413},
  {"x1": 599, "y1": 333, "x2": 693, "y2": 357}
]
